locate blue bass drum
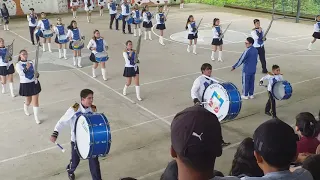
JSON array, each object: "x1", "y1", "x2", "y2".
[
  {"x1": 75, "y1": 113, "x2": 111, "y2": 159},
  {"x1": 271, "y1": 80, "x2": 292, "y2": 100},
  {"x1": 202, "y1": 82, "x2": 242, "y2": 121}
]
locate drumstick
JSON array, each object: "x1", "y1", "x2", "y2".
[
  {"x1": 55, "y1": 142, "x2": 66, "y2": 153},
  {"x1": 201, "y1": 74, "x2": 220, "y2": 83}
]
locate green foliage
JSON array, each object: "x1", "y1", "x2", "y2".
[{"x1": 185, "y1": 0, "x2": 320, "y2": 16}]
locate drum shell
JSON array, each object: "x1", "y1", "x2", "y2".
[
  {"x1": 58, "y1": 35, "x2": 69, "y2": 44},
  {"x1": 271, "y1": 81, "x2": 292, "y2": 100},
  {"x1": 221, "y1": 83, "x2": 242, "y2": 120},
  {"x1": 95, "y1": 53, "x2": 109, "y2": 62},
  {"x1": 43, "y1": 30, "x2": 53, "y2": 38},
  {"x1": 72, "y1": 41, "x2": 84, "y2": 50}
]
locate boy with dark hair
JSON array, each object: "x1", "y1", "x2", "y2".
[
  {"x1": 302, "y1": 154, "x2": 320, "y2": 180},
  {"x1": 259, "y1": 64, "x2": 283, "y2": 118}
]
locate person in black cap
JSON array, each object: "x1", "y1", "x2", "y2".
[{"x1": 170, "y1": 105, "x2": 225, "y2": 180}]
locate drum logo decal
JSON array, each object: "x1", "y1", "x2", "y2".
[
  {"x1": 209, "y1": 91, "x2": 224, "y2": 113},
  {"x1": 81, "y1": 121, "x2": 89, "y2": 133}
]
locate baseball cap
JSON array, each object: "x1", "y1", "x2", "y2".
[
  {"x1": 171, "y1": 106, "x2": 222, "y2": 169},
  {"x1": 253, "y1": 119, "x2": 298, "y2": 168}
]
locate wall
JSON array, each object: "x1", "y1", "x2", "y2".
[{"x1": 1, "y1": 0, "x2": 179, "y2": 16}]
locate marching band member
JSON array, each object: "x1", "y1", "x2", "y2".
[
  {"x1": 98, "y1": 0, "x2": 107, "y2": 16},
  {"x1": 70, "y1": 0, "x2": 80, "y2": 19},
  {"x1": 141, "y1": 5, "x2": 152, "y2": 40},
  {"x1": 191, "y1": 63, "x2": 230, "y2": 147},
  {"x1": 27, "y1": 8, "x2": 39, "y2": 45},
  {"x1": 108, "y1": 0, "x2": 119, "y2": 30},
  {"x1": 121, "y1": 0, "x2": 133, "y2": 34},
  {"x1": 180, "y1": 0, "x2": 184, "y2": 9},
  {"x1": 1, "y1": 3, "x2": 9, "y2": 31},
  {"x1": 231, "y1": 37, "x2": 258, "y2": 100},
  {"x1": 251, "y1": 19, "x2": 268, "y2": 73},
  {"x1": 36, "y1": 12, "x2": 53, "y2": 52},
  {"x1": 259, "y1": 64, "x2": 283, "y2": 119},
  {"x1": 50, "y1": 89, "x2": 102, "y2": 180},
  {"x1": 67, "y1": 20, "x2": 83, "y2": 68},
  {"x1": 84, "y1": 0, "x2": 94, "y2": 23},
  {"x1": 16, "y1": 49, "x2": 41, "y2": 124},
  {"x1": 307, "y1": 15, "x2": 320, "y2": 51},
  {"x1": 156, "y1": 5, "x2": 166, "y2": 45},
  {"x1": 87, "y1": 30, "x2": 108, "y2": 81},
  {"x1": 122, "y1": 40, "x2": 142, "y2": 101},
  {"x1": 185, "y1": 15, "x2": 198, "y2": 54},
  {"x1": 132, "y1": 4, "x2": 142, "y2": 37},
  {"x1": 164, "y1": 0, "x2": 168, "y2": 11},
  {"x1": 211, "y1": 18, "x2": 223, "y2": 61},
  {"x1": 0, "y1": 38, "x2": 15, "y2": 97},
  {"x1": 53, "y1": 17, "x2": 68, "y2": 59}
]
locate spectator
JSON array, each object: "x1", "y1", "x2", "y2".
[
  {"x1": 229, "y1": 137, "x2": 263, "y2": 178},
  {"x1": 296, "y1": 112, "x2": 320, "y2": 154},
  {"x1": 317, "y1": 144, "x2": 320, "y2": 154},
  {"x1": 170, "y1": 106, "x2": 236, "y2": 180},
  {"x1": 302, "y1": 154, "x2": 320, "y2": 180}
]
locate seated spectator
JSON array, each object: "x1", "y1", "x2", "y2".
[
  {"x1": 296, "y1": 112, "x2": 320, "y2": 154},
  {"x1": 302, "y1": 154, "x2": 320, "y2": 180},
  {"x1": 169, "y1": 106, "x2": 238, "y2": 180},
  {"x1": 229, "y1": 137, "x2": 263, "y2": 178},
  {"x1": 317, "y1": 144, "x2": 320, "y2": 154}
]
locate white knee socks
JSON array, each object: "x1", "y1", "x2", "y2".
[
  {"x1": 92, "y1": 67, "x2": 97, "y2": 78},
  {"x1": 48, "y1": 43, "x2": 52, "y2": 52},
  {"x1": 308, "y1": 42, "x2": 313, "y2": 50},
  {"x1": 218, "y1": 51, "x2": 222, "y2": 61},
  {"x1": 148, "y1": 31, "x2": 152, "y2": 40},
  {"x1": 144, "y1": 31, "x2": 147, "y2": 40},
  {"x1": 9, "y1": 82, "x2": 14, "y2": 97},
  {"x1": 24, "y1": 103, "x2": 30, "y2": 116},
  {"x1": 211, "y1": 51, "x2": 215, "y2": 60},
  {"x1": 73, "y1": 56, "x2": 77, "y2": 66},
  {"x1": 138, "y1": 28, "x2": 141, "y2": 36},
  {"x1": 134, "y1": 29, "x2": 137, "y2": 36},
  {"x1": 123, "y1": 84, "x2": 128, "y2": 95},
  {"x1": 63, "y1": 49, "x2": 67, "y2": 59},
  {"x1": 135, "y1": 86, "x2": 142, "y2": 101},
  {"x1": 1, "y1": 83, "x2": 5, "y2": 94},
  {"x1": 101, "y1": 68, "x2": 107, "y2": 81},
  {"x1": 77, "y1": 57, "x2": 82, "y2": 68},
  {"x1": 193, "y1": 45, "x2": 197, "y2": 54},
  {"x1": 33, "y1": 106, "x2": 40, "y2": 124},
  {"x1": 58, "y1": 49, "x2": 62, "y2": 58}
]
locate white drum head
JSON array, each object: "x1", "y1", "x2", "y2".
[
  {"x1": 75, "y1": 116, "x2": 91, "y2": 159},
  {"x1": 43, "y1": 30, "x2": 52, "y2": 35},
  {"x1": 273, "y1": 82, "x2": 285, "y2": 100},
  {"x1": 95, "y1": 52, "x2": 107, "y2": 58},
  {"x1": 59, "y1": 35, "x2": 67, "y2": 40},
  {"x1": 203, "y1": 84, "x2": 230, "y2": 121}
]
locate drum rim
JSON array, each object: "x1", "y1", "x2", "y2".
[{"x1": 271, "y1": 80, "x2": 292, "y2": 100}]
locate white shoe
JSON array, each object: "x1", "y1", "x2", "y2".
[
  {"x1": 123, "y1": 85, "x2": 128, "y2": 96},
  {"x1": 241, "y1": 95, "x2": 249, "y2": 100},
  {"x1": 249, "y1": 95, "x2": 254, "y2": 99},
  {"x1": 211, "y1": 56, "x2": 215, "y2": 61},
  {"x1": 218, "y1": 58, "x2": 223, "y2": 62},
  {"x1": 308, "y1": 43, "x2": 312, "y2": 51}
]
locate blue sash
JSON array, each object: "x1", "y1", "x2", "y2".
[
  {"x1": 22, "y1": 63, "x2": 35, "y2": 80},
  {"x1": 0, "y1": 48, "x2": 7, "y2": 63},
  {"x1": 42, "y1": 19, "x2": 50, "y2": 30},
  {"x1": 72, "y1": 29, "x2": 80, "y2": 40},
  {"x1": 215, "y1": 26, "x2": 221, "y2": 36},
  {"x1": 127, "y1": 51, "x2": 136, "y2": 65}
]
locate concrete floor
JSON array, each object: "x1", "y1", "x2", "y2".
[{"x1": 0, "y1": 3, "x2": 319, "y2": 180}]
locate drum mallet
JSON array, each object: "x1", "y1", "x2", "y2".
[{"x1": 55, "y1": 142, "x2": 66, "y2": 153}]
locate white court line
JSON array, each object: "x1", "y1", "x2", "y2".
[
  {"x1": 286, "y1": 37, "x2": 312, "y2": 43},
  {"x1": 0, "y1": 114, "x2": 176, "y2": 164}
]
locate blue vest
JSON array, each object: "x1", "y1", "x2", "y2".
[
  {"x1": 135, "y1": 10, "x2": 140, "y2": 19},
  {"x1": 0, "y1": 48, "x2": 7, "y2": 62},
  {"x1": 159, "y1": 13, "x2": 164, "y2": 24},
  {"x1": 255, "y1": 29, "x2": 263, "y2": 45},
  {"x1": 125, "y1": 4, "x2": 129, "y2": 13},
  {"x1": 57, "y1": 25, "x2": 65, "y2": 35},
  {"x1": 127, "y1": 51, "x2": 136, "y2": 65},
  {"x1": 215, "y1": 26, "x2": 221, "y2": 36},
  {"x1": 30, "y1": 14, "x2": 37, "y2": 24},
  {"x1": 146, "y1": 12, "x2": 152, "y2": 20},
  {"x1": 96, "y1": 39, "x2": 104, "y2": 52},
  {"x1": 111, "y1": 2, "x2": 116, "y2": 11},
  {"x1": 22, "y1": 63, "x2": 35, "y2": 80},
  {"x1": 72, "y1": 29, "x2": 80, "y2": 40},
  {"x1": 42, "y1": 19, "x2": 50, "y2": 30}
]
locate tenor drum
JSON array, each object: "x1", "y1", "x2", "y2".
[
  {"x1": 116, "y1": 13, "x2": 123, "y2": 20},
  {"x1": 202, "y1": 82, "x2": 242, "y2": 121},
  {"x1": 58, "y1": 35, "x2": 69, "y2": 44},
  {"x1": 43, "y1": 30, "x2": 53, "y2": 38},
  {"x1": 72, "y1": 40, "x2": 84, "y2": 50},
  {"x1": 271, "y1": 81, "x2": 292, "y2": 100},
  {"x1": 95, "y1": 52, "x2": 109, "y2": 62},
  {"x1": 75, "y1": 113, "x2": 111, "y2": 159}
]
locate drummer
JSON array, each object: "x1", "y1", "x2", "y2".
[
  {"x1": 67, "y1": 20, "x2": 83, "y2": 68},
  {"x1": 107, "y1": 0, "x2": 119, "y2": 30},
  {"x1": 36, "y1": 12, "x2": 53, "y2": 52},
  {"x1": 87, "y1": 29, "x2": 109, "y2": 81},
  {"x1": 50, "y1": 89, "x2": 102, "y2": 180},
  {"x1": 259, "y1": 64, "x2": 283, "y2": 119},
  {"x1": 53, "y1": 17, "x2": 68, "y2": 60},
  {"x1": 190, "y1": 63, "x2": 230, "y2": 147}
]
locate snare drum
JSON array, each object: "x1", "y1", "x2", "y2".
[
  {"x1": 126, "y1": 17, "x2": 134, "y2": 24},
  {"x1": 271, "y1": 81, "x2": 292, "y2": 100},
  {"x1": 58, "y1": 35, "x2": 69, "y2": 44},
  {"x1": 72, "y1": 40, "x2": 84, "y2": 50},
  {"x1": 34, "y1": 29, "x2": 41, "y2": 37},
  {"x1": 116, "y1": 14, "x2": 123, "y2": 20},
  {"x1": 43, "y1": 30, "x2": 53, "y2": 38},
  {"x1": 203, "y1": 82, "x2": 242, "y2": 121},
  {"x1": 134, "y1": 18, "x2": 142, "y2": 24},
  {"x1": 95, "y1": 52, "x2": 109, "y2": 62},
  {"x1": 75, "y1": 113, "x2": 111, "y2": 159}
]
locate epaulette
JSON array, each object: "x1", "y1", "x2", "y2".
[
  {"x1": 267, "y1": 72, "x2": 273, "y2": 75},
  {"x1": 72, "y1": 103, "x2": 79, "y2": 112},
  {"x1": 91, "y1": 105, "x2": 97, "y2": 112},
  {"x1": 252, "y1": 27, "x2": 256, "y2": 30}
]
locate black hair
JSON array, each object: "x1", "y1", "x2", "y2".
[
  {"x1": 296, "y1": 112, "x2": 318, "y2": 137},
  {"x1": 214, "y1": 170, "x2": 224, "y2": 177},
  {"x1": 201, "y1": 63, "x2": 212, "y2": 72},
  {"x1": 119, "y1": 178, "x2": 137, "y2": 180},
  {"x1": 213, "y1": 18, "x2": 220, "y2": 26},
  {"x1": 253, "y1": 19, "x2": 260, "y2": 24},
  {"x1": 2, "y1": 3, "x2": 7, "y2": 11},
  {"x1": 246, "y1": 37, "x2": 254, "y2": 45},
  {"x1": 141, "y1": 5, "x2": 148, "y2": 15},
  {"x1": 272, "y1": 64, "x2": 280, "y2": 70},
  {"x1": 67, "y1": 20, "x2": 77, "y2": 30},
  {"x1": 302, "y1": 154, "x2": 320, "y2": 180},
  {"x1": 185, "y1": 15, "x2": 193, "y2": 30},
  {"x1": 92, "y1": 29, "x2": 100, "y2": 41},
  {"x1": 80, "y1": 89, "x2": 94, "y2": 99},
  {"x1": 230, "y1": 137, "x2": 264, "y2": 177},
  {"x1": 126, "y1": 40, "x2": 132, "y2": 46}
]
